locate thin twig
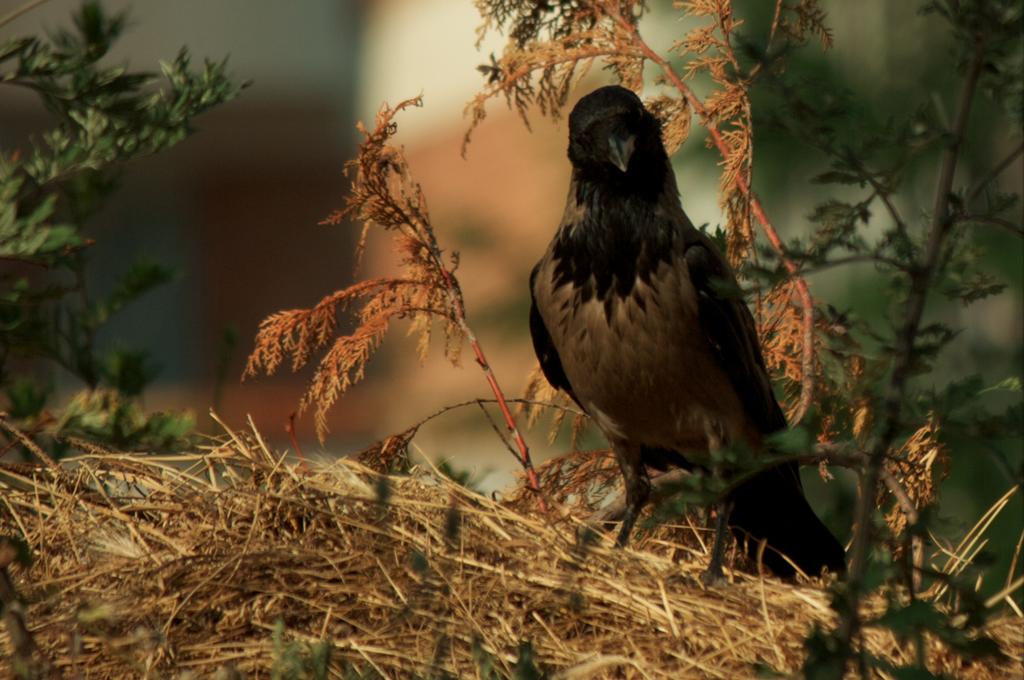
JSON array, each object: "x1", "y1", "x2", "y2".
[
  {"x1": 434, "y1": 263, "x2": 547, "y2": 512},
  {"x1": 879, "y1": 467, "x2": 924, "y2": 593},
  {"x1": 984, "y1": 576, "x2": 1024, "y2": 609},
  {"x1": 878, "y1": 468, "x2": 918, "y2": 525},
  {"x1": 0, "y1": 255, "x2": 51, "y2": 268},
  {"x1": 404, "y1": 398, "x2": 585, "y2": 438},
  {"x1": 745, "y1": 0, "x2": 786, "y2": 81},
  {"x1": 792, "y1": 252, "x2": 906, "y2": 277},
  {"x1": 285, "y1": 412, "x2": 309, "y2": 474},
  {"x1": 1008, "y1": 528, "x2": 1024, "y2": 590},
  {"x1": 955, "y1": 214, "x2": 1024, "y2": 238},
  {"x1": 847, "y1": 154, "x2": 910, "y2": 236},
  {"x1": 475, "y1": 400, "x2": 521, "y2": 460},
  {"x1": 967, "y1": 139, "x2": 1024, "y2": 204},
  {"x1": 0, "y1": 412, "x2": 54, "y2": 460},
  {"x1": 0, "y1": 0, "x2": 51, "y2": 29},
  {"x1": 461, "y1": 318, "x2": 547, "y2": 511},
  {"x1": 0, "y1": 416, "x2": 57, "y2": 470}
]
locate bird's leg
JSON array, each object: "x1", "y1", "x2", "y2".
[
  {"x1": 701, "y1": 419, "x2": 732, "y2": 585},
  {"x1": 612, "y1": 442, "x2": 650, "y2": 548},
  {"x1": 701, "y1": 496, "x2": 734, "y2": 586}
]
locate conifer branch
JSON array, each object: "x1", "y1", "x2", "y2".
[
  {"x1": 831, "y1": 42, "x2": 988, "y2": 679},
  {"x1": 246, "y1": 97, "x2": 545, "y2": 508}
]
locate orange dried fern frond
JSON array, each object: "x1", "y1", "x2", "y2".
[
  {"x1": 245, "y1": 97, "x2": 544, "y2": 504},
  {"x1": 465, "y1": 1, "x2": 647, "y2": 151},
  {"x1": 246, "y1": 278, "x2": 412, "y2": 377},
  {"x1": 758, "y1": 281, "x2": 809, "y2": 421},
  {"x1": 645, "y1": 95, "x2": 692, "y2": 155},
  {"x1": 673, "y1": 1, "x2": 756, "y2": 266},
  {"x1": 506, "y1": 448, "x2": 621, "y2": 513},
  {"x1": 245, "y1": 97, "x2": 464, "y2": 441},
  {"x1": 520, "y1": 365, "x2": 589, "y2": 448},
  {"x1": 758, "y1": 280, "x2": 869, "y2": 435},
  {"x1": 778, "y1": 0, "x2": 835, "y2": 48},
  {"x1": 876, "y1": 414, "x2": 949, "y2": 539}
]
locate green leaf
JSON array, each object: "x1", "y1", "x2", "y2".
[
  {"x1": 766, "y1": 425, "x2": 812, "y2": 455},
  {"x1": 4, "y1": 378, "x2": 50, "y2": 419},
  {"x1": 55, "y1": 388, "x2": 194, "y2": 450},
  {"x1": 876, "y1": 600, "x2": 939, "y2": 635},
  {"x1": 101, "y1": 349, "x2": 159, "y2": 397},
  {"x1": 980, "y1": 376, "x2": 1022, "y2": 394},
  {"x1": 472, "y1": 636, "x2": 501, "y2": 680},
  {"x1": 802, "y1": 626, "x2": 848, "y2": 680},
  {"x1": 88, "y1": 258, "x2": 175, "y2": 327},
  {"x1": 812, "y1": 170, "x2": 864, "y2": 185},
  {"x1": 510, "y1": 641, "x2": 548, "y2": 680}
]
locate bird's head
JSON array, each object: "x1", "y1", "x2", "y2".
[{"x1": 567, "y1": 85, "x2": 666, "y2": 181}]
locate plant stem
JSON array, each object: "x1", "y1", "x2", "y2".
[
  {"x1": 436, "y1": 265, "x2": 547, "y2": 512},
  {"x1": 967, "y1": 139, "x2": 1024, "y2": 204},
  {"x1": 0, "y1": 0, "x2": 51, "y2": 29},
  {"x1": 831, "y1": 44, "x2": 987, "y2": 678},
  {"x1": 956, "y1": 214, "x2": 1024, "y2": 238},
  {"x1": 285, "y1": 412, "x2": 309, "y2": 474}
]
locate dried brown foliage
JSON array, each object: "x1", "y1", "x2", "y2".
[
  {"x1": 876, "y1": 414, "x2": 950, "y2": 538},
  {"x1": 508, "y1": 447, "x2": 621, "y2": 512},
  {"x1": 245, "y1": 96, "x2": 543, "y2": 500},
  {"x1": 519, "y1": 365, "x2": 588, "y2": 445},
  {"x1": 1, "y1": 422, "x2": 1020, "y2": 677},
  {"x1": 244, "y1": 0, "x2": 849, "y2": 513},
  {"x1": 354, "y1": 423, "x2": 418, "y2": 472},
  {"x1": 468, "y1": 0, "x2": 829, "y2": 261},
  {"x1": 757, "y1": 281, "x2": 866, "y2": 438},
  {"x1": 676, "y1": 0, "x2": 756, "y2": 265},
  {"x1": 466, "y1": 1, "x2": 645, "y2": 150},
  {"x1": 758, "y1": 281, "x2": 811, "y2": 422},
  {"x1": 246, "y1": 97, "x2": 463, "y2": 441},
  {"x1": 245, "y1": 4, "x2": 955, "y2": 614}
]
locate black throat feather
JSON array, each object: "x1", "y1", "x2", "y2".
[{"x1": 551, "y1": 161, "x2": 677, "y2": 315}]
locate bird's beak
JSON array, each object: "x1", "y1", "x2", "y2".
[{"x1": 607, "y1": 130, "x2": 635, "y2": 173}]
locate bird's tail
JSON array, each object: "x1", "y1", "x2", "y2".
[{"x1": 728, "y1": 462, "x2": 846, "y2": 578}]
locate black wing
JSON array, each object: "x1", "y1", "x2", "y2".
[
  {"x1": 680, "y1": 226, "x2": 845, "y2": 576},
  {"x1": 683, "y1": 238, "x2": 826, "y2": 561},
  {"x1": 528, "y1": 263, "x2": 580, "y2": 406},
  {"x1": 682, "y1": 239, "x2": 788, "y2": 436}
]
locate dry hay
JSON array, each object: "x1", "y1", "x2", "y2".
[{"x1": 0, "y1": 420, "x2": 1021, "y2": 679}]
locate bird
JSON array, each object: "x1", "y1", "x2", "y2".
[{"x1": 528, "y1": 85, "x2": 846, "y2": 581}]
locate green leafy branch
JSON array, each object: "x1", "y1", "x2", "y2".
[{"x1": 0, "y1": 1, "x2": 243, "y2": 454}]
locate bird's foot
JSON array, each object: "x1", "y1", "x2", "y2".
[
  {"x1": 700, "y1": 564, "x2": 726, "y2": 587},
  {"x1": 614, "y1": 522, "x2": 631, "y2": 549},
  {"x1": 613, "y1": 504, "x2": 640, "y2": 548}
]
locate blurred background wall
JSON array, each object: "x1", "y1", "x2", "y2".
[{"x1": 2, "y1": 1, "x2": 1021, "y2": 543}]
